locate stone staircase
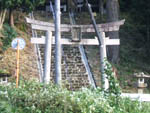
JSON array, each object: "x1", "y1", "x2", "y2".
[{"x1": 39, "y1": 44, "x2": 90, "y2": 90}]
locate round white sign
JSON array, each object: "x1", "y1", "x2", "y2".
[{"x1": 11, "y1": 38, "x2": 26, "y2": 50}]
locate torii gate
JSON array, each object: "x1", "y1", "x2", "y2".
[{"x1": 26, "y1": 17, "x2": 125, "y2": 88}]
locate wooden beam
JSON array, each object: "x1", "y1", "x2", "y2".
[
  {"x1": 31, "y1": 24, "x2": 68, "y2": 32},
  {"x1": 26, "y1": 17, "x2": 125, "y2": 28},
  {"x1": 26, "y1": 17, "x2": 54, "y2": 27},
  {"x1": 26, "y1": 17, "x2": 125, "y2": 32},
  {"x1": 31, "y1": 24, "x2": 120, "y2": 32},
  {"x1": 31, "y1": 37, "x2": 120, "y2": 45},
  {"x1": 106, "y1": 39, "x2": 120, "y2": 45}
]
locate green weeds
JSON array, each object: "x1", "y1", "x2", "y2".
[{"x1": 0, "y1": 79, "x2": 150, "y2": 113}]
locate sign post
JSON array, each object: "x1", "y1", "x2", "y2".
[
  {"x1": 16, "y1": 40, "x2": 20, "y2": 88},
  {"x1": 11, "y1": 38, "x2": 26, "y2": 88}
]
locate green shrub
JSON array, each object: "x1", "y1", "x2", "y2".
[
  {"x1": 0, "y1": 24, "x2": 17, "y2": 51},
  {"x1": 104, "y1": 60, "x2": 121, "y2": 96},
  {"x1": 0, "y1": 79, "x2": 150, "y2": 113}
]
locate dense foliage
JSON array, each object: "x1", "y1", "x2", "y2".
[
  {"x1": 0, "y1": 0, "x2": 46, "y2": 27},
  {"x1": 120, "y1": 0, "x2": 150, "y2": 63},
  {"x1": 0, "y1": 79, "x2": 150, "y2": 113},
  {"x1": 0, "y1": 0, "x2": 45, "y2": 12},
  {"x1": 104, "y1": 60, "x2": 121, "y2": 96}
]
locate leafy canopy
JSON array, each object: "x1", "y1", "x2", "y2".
[{"x1": 0, "y1": 0, "x2": 45, "y2": 12}]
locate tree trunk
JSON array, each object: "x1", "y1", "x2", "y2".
[
  {"x1": 67, "y1": 0, "x2": 76, "y2": 13},
  {"x1": 99, "y1": 0, "x2": 104, "y2": 19},
  {"x1": 9, "y1": 9, "x2": 14, "y2": 27},
  {"x1": 0, "y1": 9, "x2": 7, "y2": 30},
  {"x1": 106, "y1": 0, "x2": 119, "y2": 64},
  {"x1": 147, "y1": 17, "x2": 150, "y2": 42}
]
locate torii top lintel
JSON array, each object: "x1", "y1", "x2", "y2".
[{"x1": 26, "y1": 17, "x2": 125, "y2": 32}]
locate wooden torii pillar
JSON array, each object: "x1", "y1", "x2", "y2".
[{"x1": 26, "y1": 17, "x2": 125, "y2": 87}]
